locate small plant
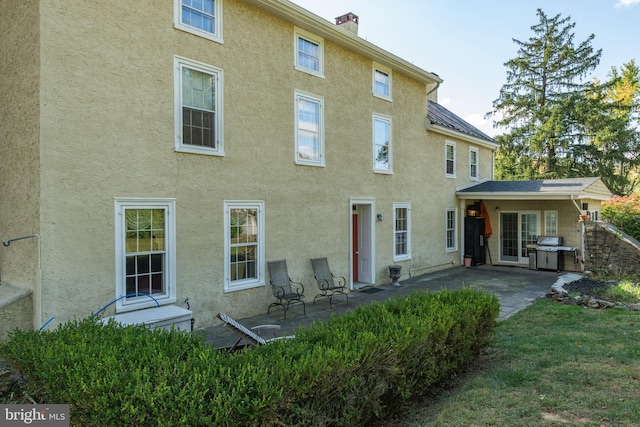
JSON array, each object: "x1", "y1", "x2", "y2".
[{"x1": 603, "y1": 279, "x2": 640, "y2": 304}]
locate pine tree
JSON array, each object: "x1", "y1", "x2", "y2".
[{"x1": 491, "y1": 9, "x2": 601, "y2": 178}]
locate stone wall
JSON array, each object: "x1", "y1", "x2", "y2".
[{"x1": 584, "y1": 221, "x2": 640, "y2": 276}]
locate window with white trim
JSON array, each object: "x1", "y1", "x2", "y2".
[
  {"x1": 469, "y1": 147, "x2": 479, "y2": 181},
  {"x1": 544, "y1": 210, "x2": 558, "y2": 236},
  {"x1": 445, "y1": 141, "x2": 456, "y2": 178},
  {"x1": 115, "y1": 198, "x2": 176, "y2": 312},
  {"x1": 174, "y1": 0, "x2": 223, "y2": 43},
  {"x1": 446, "y1": 208, "x2": 458, "y2": 251},
  {"x1": 373, "y1": 114, "x2": 392, "y2": 173},
  {"x1": 224, "y1": 201, "x2": 265, "y2": 292},
  {"x1": 294, "y1": 28, "x2": 324, "y2": 78},
  {"x1": 175, "y1": 56, "x2": 224, "y2": 156},
  {"x1": 394, "y1": 203, "x2": 411, "y2": 261},
  {"x1": 295, "y1": 91, "x2": 324, "y2": 166},
  {"x1": 373, "y1": 63, "x2": 392, "y2": 101}
]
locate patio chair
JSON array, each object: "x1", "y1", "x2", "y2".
[
  {"x1": 267, "y1": 259, "x2": 305, "y2": 319},
  {"x1": 216, "y1": 312, "x2": 293, "y2": 352},
  {"x1": 310, "y1": 257, "x2": 348, "y2": 308}
]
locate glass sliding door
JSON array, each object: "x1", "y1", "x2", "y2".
[{"x1": 500, "y1": 211, "x2": 540, "y2": 263}]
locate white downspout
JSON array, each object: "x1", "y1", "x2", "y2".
[{"x1": 571, "y1": 196, "x2": 586, "y2": 268}]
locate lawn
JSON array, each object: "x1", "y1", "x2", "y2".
[{"x1": 380, "y1": 298, "x2": 640, "y2": 427}]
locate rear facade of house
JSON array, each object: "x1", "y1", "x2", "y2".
[{"x1": 0, "y1": 0, "x2": 497, "y2": 334}]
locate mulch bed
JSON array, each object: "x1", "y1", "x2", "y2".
[{"x1": 563, "y1": 277, "x2": 616, "y2": 301}]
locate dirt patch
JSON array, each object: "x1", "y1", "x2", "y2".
[{"x1": 562, "y1": 278, "x2": 616, "y2": 301}]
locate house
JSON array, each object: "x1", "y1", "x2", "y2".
[{"x1": 0, "y1": 0, "x2": 607, "y2": 338}]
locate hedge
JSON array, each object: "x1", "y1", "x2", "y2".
[
  {"x1": 602, "y1": 194, "x2": 640, "y2": 241},
  {"x1": 2, "y1": 288, "x2": 499, "y2": 426}
]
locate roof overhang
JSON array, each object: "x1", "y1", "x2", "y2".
[
  {"x1": 241, "y1": 0, "x2": 443, "y2": 86},
  {"x1": 429, "y1": 124, "x2": 499, "y2": 151},
  {"x1": 456, "y1": 191, "x2": 611, "y2": 201}
]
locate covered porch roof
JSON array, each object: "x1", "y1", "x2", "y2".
[{"x1": 456, "y1": 177, "x2": 612, "y2": 201}]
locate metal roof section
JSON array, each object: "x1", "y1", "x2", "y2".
[
  {"x1": 242, "y1": 0, "x2": 443, "y2": 86},
  {"x1": 427, "y1": 101, "x2": 497, "y2": 147},
  {"x1": 457, "y1": 177, "x2": 612, "y2": 200}
]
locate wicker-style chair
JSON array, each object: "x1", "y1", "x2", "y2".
[
  {"x1": 267, "y1": 259, "x2": 305, "y2": 319},
  {"x1": 310, "y1": 257, "x2": 348, "y2": 308}
]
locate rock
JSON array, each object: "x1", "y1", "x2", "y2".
[
  {"x1": 587, "y1": 297, "x2": 600, "y2": 308},
  {"x1": 628, "y1": 303, "x2": 640, "y2": 311}
]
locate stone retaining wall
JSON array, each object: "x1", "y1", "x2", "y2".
[{"x1": 584, "y1": 221, "x2": 640, "y2": 276}]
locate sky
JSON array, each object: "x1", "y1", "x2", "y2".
[{"x1": 290, "y1": 0, "x2": 640, "y2": 137}]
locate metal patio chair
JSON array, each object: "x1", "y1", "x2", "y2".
[
  {"x1": 216, "y1": 312, "x2": 293, "y2": 352},
  {"x1": 267, "y1": 259, "x2": 305, "y2": 319},
  {"x1": 310, "y1": 257, "x2": 349, "y2": 308}
]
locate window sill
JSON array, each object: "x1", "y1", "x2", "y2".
[
  {"x1": 176, "y1": 145, "x2": 224, "y2": 157},
  {"x1": 224, "y1": 280, "x2": 265, "y2": 293},
  {"x1": 373, "y1": 93, "x2": 393, "y2": 102},
  {"x1": 294, "y1": 65, "x2": 325, "y2": 79},
  {"x1": 174, "y1": 24, "x2": 223, "y2": 44}
]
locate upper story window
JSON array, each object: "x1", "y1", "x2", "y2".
[
  {"x1": 174, "y1": 0, "x2": 223, "y2": 43},
  {"x1": 115, "y1": 198, "x2": 177, "y2": 312},
  {"x1": 394, "y1": 203, "x2": 411, "y2": 261},
  {"x1": 445, "y1": 141, "x2": 456, "y2": 178},
  {"x1": 174, "y1": 56, "x2": 224, "y2": 156},
  {"x1": 295, "y1": 91, "x2": 324, "y2": 167},
  {"x1": 294, "y1": 28, "x2": 324, "y2": 78},
  {"x1": 373, "y1": 63, "x2": 392, "y2": 101},
  {"x1": 373, "y1": 114, "x2": 392, "y2": 174},
  {"x1": 224, "y1": 201, "x2": 265, "y2": 292},
  {"x1": 469, "y1": 147, "x2": 479, "y2": 181}
]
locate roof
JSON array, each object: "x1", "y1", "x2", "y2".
[
  {"x1": 242, "y1": 0, "x2": 442, "y2": 85},
  {"x1": 457, "y1": 177, "x2": 613, "y2": 201},
  {"x1": 427, "y1": 102, "x2": 497, "y2": 147}
]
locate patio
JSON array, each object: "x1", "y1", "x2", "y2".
[{"x1": 202, "y1": 265, "x2": 565, "y2": 349}]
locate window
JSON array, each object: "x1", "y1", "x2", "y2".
[
  {"x1": 224, "y1": 201, "x2": 265, "y2": 292},
  {"x1": 115, "y1": 198, "x2": 176, "y2": 312},
  {"x1": 175, "y1": 56, "x2": 224, "y2": 156},
  {"x1": 394, "y1": 203, "x2": 411, "y2": 261},
  {"x1": 295, "y1": 91, "x2": 324, "y2": 166},
  {"x1": 373, "y1": 63, "x2": 392, "y2": 101},
  {"x1": 373, "y1": 114, "x2": 392, "y2": 173},
  {"x1": 294, "y1": 28, "x2": 324, "y2": 78},
  {"x1": 174, "y1": 0, "x2": 223, "y2": 43},
  {"x1": 469, "y1": 148, "x2": 479, "y2": 180},
  {"x1": 445, "y1": 141, "x2": 456, "y2": 177},
  {"x1": 446, "y1": 208, "x2": 457, "y2": 251},
  {"x1": 544, "y1": 211, "x2": 558, "y2": 236}
]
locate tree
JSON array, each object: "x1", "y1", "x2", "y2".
[
  {"x1": 490, "y1": 9, "x2": 602, "y2": 178},
  {"x1": 570, "y1": 61, "x2": 640, "y2": 195}
]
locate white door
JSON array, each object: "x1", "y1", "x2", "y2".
[{"x1": 351, "y1": 200, "x2": 375, "y2": 286}]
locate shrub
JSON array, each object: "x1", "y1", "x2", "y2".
[
  {"x1": 602, "y1": 194, "x2": 640, "y2": 240},
  {"x1": 1, "y1": 289, "x2": 499, "y2": 426}
]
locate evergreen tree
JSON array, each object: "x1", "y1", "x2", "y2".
[{"x1": 490, "y1": 9, "x2": 601, "y2": 178}]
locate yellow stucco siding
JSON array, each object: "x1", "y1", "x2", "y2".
[
  {"x1": 0, "y1": 0, "x2": 41, "y2": 327},
  {"x1": 2, "y1": 0, "x2": 497, "y2": 330}
]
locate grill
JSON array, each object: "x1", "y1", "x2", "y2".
[{"x1": 527, "y1": 236, "x2": 576, "y2": 272}]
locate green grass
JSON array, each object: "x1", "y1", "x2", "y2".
[
  {"x1": 386, "y1": 299, "x2": 640, "y2": 427},
  {"x1": 604, "y1": 279, "x2": 640, "y2": 304}
]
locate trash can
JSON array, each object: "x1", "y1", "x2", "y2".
[
  {"x1": 388, "y1": 265, "x2": 402, "y2": 287},
  {"x1": 528, "y1": 248, "x2": 537, "y2": 270}
]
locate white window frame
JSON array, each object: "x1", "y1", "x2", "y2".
[
  {"x1": 294, "y1": 27, "x2": 324, "y2": 78},
  {"x1": 544, "y1": 210, "x2": 558, "y2": 236},
  {"x1": 224, "y1": 201, "x2": 265, "y2": 292},
  {"x1": 174, "y1": 56, "x2": 224, "y2": 156},
  {"x1": 114, "y1": 198, "x2": 177, "y2": 313},
  {"x1": 373, "y1": 113, "x2": 393, "y2": 174},
  {"x1": 372, "y1": 63, "x2": 392, "y2": 101},
  {"x1": 393, "y1": 203, "x2": 411, "y2": 261},
  {"x1": 174, "y1": 0, "x2": 223, "y2": 43},
  {"x1": 295, "y1": 90, "x2": 325, "y2": 167},
  {"x1": 445, "y1": 140, "x2": 456, "y2": 178},
  {"x1": 446, "y1": 208, "x2": 458, "y2": 252},
  {"x1": 469, "y1": 147, "x2": 479, "y2": 181}
]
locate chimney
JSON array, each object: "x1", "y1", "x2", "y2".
[{"x1": 335, "y1": 12, "x2": 358, "y2": 35}]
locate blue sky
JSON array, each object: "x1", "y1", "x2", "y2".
[{"x1": 290, "y1": 0, "x2": 640, "y2": 137}]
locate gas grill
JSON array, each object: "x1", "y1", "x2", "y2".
[{"x1": 527, "y1": 236, "x2": 576, "y2": 272}]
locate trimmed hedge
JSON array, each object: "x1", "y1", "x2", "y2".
[{"x1": 2, "y1": 288, "x2": 499, "y2": 426}]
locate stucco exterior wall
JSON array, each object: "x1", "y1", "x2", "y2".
[
  {"x1": 0, "y1": 0, "x2": 41, "y2": 327},
  {"x1": 12, "y1": 0, "x2": 496, "y2": 330}
]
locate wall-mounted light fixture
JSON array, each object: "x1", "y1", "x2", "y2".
[
  {"x1": 377, "y1": 213, "x2": 384, "y2": 221},
  {"x1": 495, "y1": 206, "x2": 500, "y2": 212}
]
